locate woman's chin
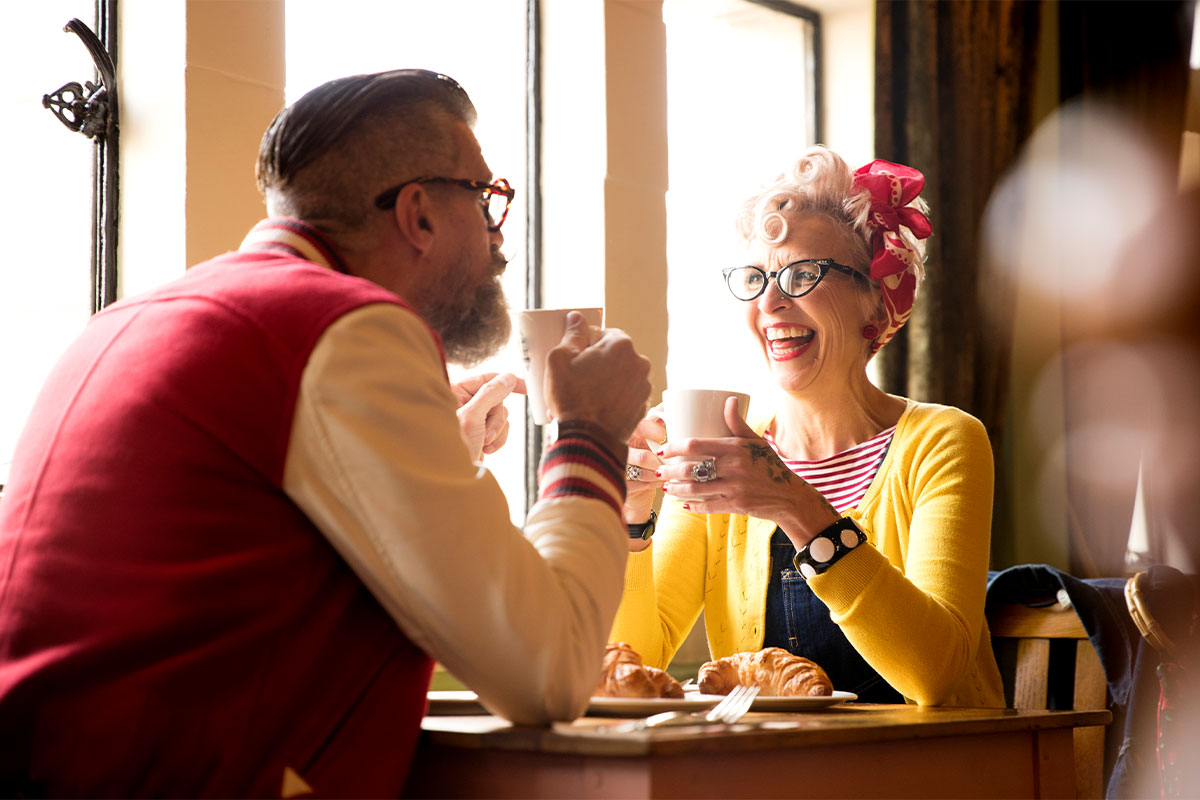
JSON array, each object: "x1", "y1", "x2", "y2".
[{"x1": 770, "y1": 362, "x2": 821, "y2": 394}]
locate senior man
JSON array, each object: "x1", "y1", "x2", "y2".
[{"x1": 0, "y1": 69, "x2": 650, "y2": 797}]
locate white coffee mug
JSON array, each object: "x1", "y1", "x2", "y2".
[
  {"x1": 517, "y1": 307, "x2": 604, "y2": 425},
  {"x1": 659, "y1": 388, "x2": 751, "y2": 440}
]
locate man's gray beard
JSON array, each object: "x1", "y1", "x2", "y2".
[{"x1": 427, "y1": 254, "x2": 512, "y2": 367}]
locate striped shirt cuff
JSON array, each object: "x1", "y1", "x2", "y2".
[{"x1": 537, "y1": 436, "x2": 626, "y2": 516}]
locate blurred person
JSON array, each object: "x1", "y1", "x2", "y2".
[
  {"x1": 982, "y1": 102, "x2": 1198, "y2": 581},
  {"x1": 614, "y1": 146, "x2": 1004, "y2": 707},
  {"x1": 1129, "y1": 186, "x2": 1200, "y2": 580},
  {"x1": 981, "y1": 99, "x2": 1200, "y2": 797},
  {"x1": 0, "y1": 69, "x2": 651, "y2": 797}
]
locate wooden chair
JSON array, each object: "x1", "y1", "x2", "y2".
[{"x1": 988, "y1": 599, "x2": 1109, "y2": 799}]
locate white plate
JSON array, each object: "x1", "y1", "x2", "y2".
[
  {"x1": 586, "y1": 694, "x2": 725, "y2": 716},
  {"x1": 426, "y1": 690, "x2": 488, "y2": 715},
  {"x1": 587, "y1": 689, "x2": 856, "y2": 716},
  {"x1": 429, "y1": 691, "x2": 724, "y2": 717},
  {"x1": 744, "y1": 689, "x2": 857, "y2": 711},
  {"x1": 428, "y1": 688, "x2": 857, "y2": 717}
]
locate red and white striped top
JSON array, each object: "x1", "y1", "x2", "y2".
[{"x1": 763, "y1": 425, "x2": 896, "y2": 514}]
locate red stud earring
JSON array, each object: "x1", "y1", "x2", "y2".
[{"x1": 862, "y1": 325, "x2": 879, "y2": 340}]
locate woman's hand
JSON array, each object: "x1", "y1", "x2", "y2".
[
  {"x1": 622, "y1": 409, "x2": 666, "y2": 551},
  {"x1": 452, "y1": 372, "x2": 526, "y2": 461},
  {"x1": 655, "y1": 397, "x2": 839, "y2": 547}
]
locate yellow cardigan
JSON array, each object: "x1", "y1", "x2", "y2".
[{"x1": 611, "y1": 398, "x2": 1005, "y2": 708}]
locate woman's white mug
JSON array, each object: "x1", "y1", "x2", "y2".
[
  {"x1": 659, "y1": 388, "x2": 750, "y2": 440},
  {"x1": 517, "y1": 307, "x2": 604, "y2": 425}
]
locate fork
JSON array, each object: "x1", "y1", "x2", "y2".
[{"x1": 621, "y1": 685, "x2": 761, "y2": 731}]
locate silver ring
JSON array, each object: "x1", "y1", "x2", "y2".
[
  {"x1": 626, "y1": 464, "x2": 642, "y2": 481},
  {"x1": 690, "y1": 458, "x2": 717, "y2": 483}
]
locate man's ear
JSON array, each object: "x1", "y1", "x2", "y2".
[{"x1": 391, "y1": 185, "x2": 437, "y2": 255}]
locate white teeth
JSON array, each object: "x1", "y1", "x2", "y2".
[
  {"x1": 773, "y1": 342, "x2": 803, "y2": 356},
  {"x1": 764, "y1": 325, "x2": 813, "y2": 341}
]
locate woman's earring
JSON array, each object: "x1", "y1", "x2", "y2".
[{"x1": 862, "y1": 325, "x2": 879, "y2": 340}]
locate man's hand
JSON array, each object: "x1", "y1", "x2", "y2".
[
  {"x1": 544, "y1": 312, "x2": 652, "y2": 451},
  {"x1": 453, "y1": 372, "x2": 526, "y2": 461}
]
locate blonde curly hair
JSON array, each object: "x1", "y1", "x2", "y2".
[{"x1": 734, "y1": 146, "x2": 929, "y2": 318}]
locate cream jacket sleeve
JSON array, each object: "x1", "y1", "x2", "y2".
[{"x1": 282, "y1": 303, "x2": 628, "y2": 725}]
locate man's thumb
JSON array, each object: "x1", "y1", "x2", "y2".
[{"x1": 559, "y1": 310, "x2": 591, "y2": 352}]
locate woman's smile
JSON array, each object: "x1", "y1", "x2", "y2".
[{"x1": 764, "y1": 323, "x2": 815, "y2": 360}]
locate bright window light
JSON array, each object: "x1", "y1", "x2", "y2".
[
  {"x1": 665, "y1": 0, "x2": 817, "y2": 407},
  {"x1": 0, "y1": 1, "x2": 96, "y2": 487},
  {"x1": 285, "y1": 0, "x2": 530, "y2": 523}
]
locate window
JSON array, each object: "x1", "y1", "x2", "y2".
[
  {"x1": 0, "y1": 0, "x2": 116, "y2": 489},
  {"x1": 662, "y1": 0, "x2": 820, "y2": 664},
  {"x1": 285, "y1": 0, "x2": 533, "y2": 524},
  {"x1": 664, "y1": 0, "x2": 819, "y2": 404}
]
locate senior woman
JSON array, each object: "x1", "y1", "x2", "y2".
[{"x1": 614, "y1": 147, "x2": 1004, "y2": 707}]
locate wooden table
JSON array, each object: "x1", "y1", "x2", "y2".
[{"x1": 402, "y1": 704, "x2": 1110, "y2": 799}]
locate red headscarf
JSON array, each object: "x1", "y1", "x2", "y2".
[{"x1": 851, "y1": 159, "x2": 932, "y2": 352}]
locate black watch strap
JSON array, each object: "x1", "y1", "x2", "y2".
[
  {"x1": 792, "y1": 517, "x2": 867, "y2": 579},
  {"x1": 627, "y1": 509, "x2": 657, "y2": 540}
]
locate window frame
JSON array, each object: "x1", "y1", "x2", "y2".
[
  {"x1": 747, "y1": 0, "x2": 823, "y2": 143},
  {"x1": 91, "y1": 0, "x2": 119, "y2": 313},
  {"x1": 524, "y1": 0, "x2": 544, "y2": 508}
]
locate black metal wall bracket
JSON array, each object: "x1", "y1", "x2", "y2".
[
  {"x1": 42, "y1": 18, "x2": 118, "y2": 140},
  {"x1": 41, "y1": 7, "x2": 120, "y2": 313}
]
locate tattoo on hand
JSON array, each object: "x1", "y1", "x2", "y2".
[{"x1": 746, "y1": 442, "x2": 793, "y2": 484}]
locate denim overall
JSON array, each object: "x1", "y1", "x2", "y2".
[{"x1": 762, "y1": 525, "x2": 904, "y2": 703}]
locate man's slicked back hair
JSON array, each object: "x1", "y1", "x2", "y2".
[{"x1": 256, "y1": 69, "x2": 478, "y2": 229}]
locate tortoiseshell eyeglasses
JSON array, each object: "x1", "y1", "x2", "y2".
[{"x1": 374, "y1": 176, "x2": 515, "y2": 232}]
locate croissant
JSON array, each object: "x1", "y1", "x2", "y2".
[
  {"x1": 595, "y1": 642, "x2": 685, "y2": 698},
  {"x1": 697, "y1": 647, "x2": 832, "y2": 697}
]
